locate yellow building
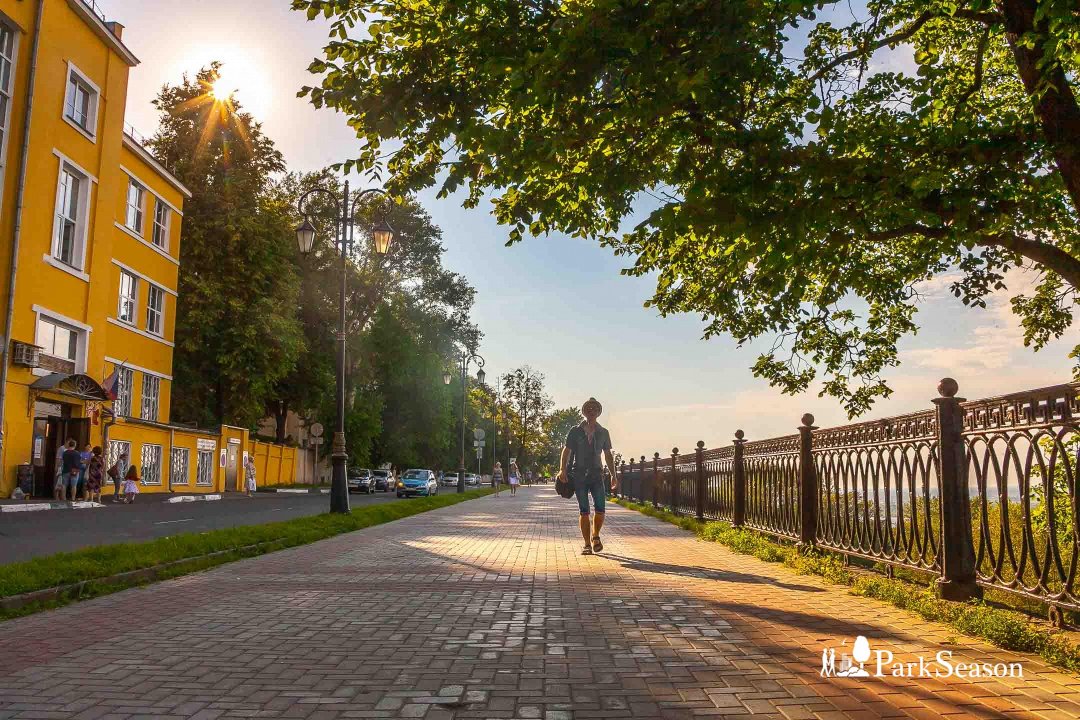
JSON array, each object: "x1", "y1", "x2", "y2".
[{"x1": 0, "y1": 0, "x2": 295, "y2": 497}]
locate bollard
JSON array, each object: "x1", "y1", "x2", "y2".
[
  {"x1": 934, "y1": 378, "x2": 982, "y2": 601},
  {"x1": 797, "y1": 414, "x2": 818, "y2": 550}
]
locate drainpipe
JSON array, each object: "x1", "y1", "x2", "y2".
[
  {"x1": 168, "y1": 427, "x2": 175, "y2": 492},
  {"x1": 0, "y1": 0, "x2": 46, "y2": 463}
]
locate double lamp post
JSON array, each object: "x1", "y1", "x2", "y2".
[
  {"x1": 295, "y1": 180, "x2": 395, "y2": 514},
  {"x1": 443, "y1": 351, "x2": 485, "y2": 493}
]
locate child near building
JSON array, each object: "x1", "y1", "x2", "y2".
[{"x1": 122, "y1": 465, "x2": 140, "y2": 504}]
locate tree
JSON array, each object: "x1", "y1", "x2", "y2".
[
  {"x1": 539, "y1": 407, "x2": 584, "y2": 475},
  {"x1": 296, "y1": 0, "x2": 1080, "y2": 415},
  {"x1": 151, "y1": 64, "x2": 303, "y2": 427},
  {"x1": 501, "y1": 367, "x2": 553, "y2": 468}
]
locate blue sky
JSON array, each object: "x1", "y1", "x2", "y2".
[{"x1": 108, "y1": 0, "x2": 1076, "y2": 455}]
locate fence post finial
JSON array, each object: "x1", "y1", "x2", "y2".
[
  {"x1": 934, "y1": 377, "x2": 982, "y2": 601},
  {"x1": 733, "y1": 430, "x2": 746, "y2": 527},
  {"x1": 670, "y1": 447, "x2": 680, "y2": 514},
  {"x1": 797, "y1": 414, "x2": 818, "y2": 550}
]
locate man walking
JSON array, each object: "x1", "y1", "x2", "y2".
[{"x1": 557, "y1": 398, "x2": 617, "y2": 555}]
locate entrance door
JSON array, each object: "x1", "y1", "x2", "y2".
[
  {"x1": 225, "y1": 443, "x2": 239, "y2": 491},
  {"x1": 30, "y1": 411, "x2": 89, "y2": 497}
]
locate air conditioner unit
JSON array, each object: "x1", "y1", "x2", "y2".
[{"x1": 11, "y1": 341, "x2": 42, "y2": 368}]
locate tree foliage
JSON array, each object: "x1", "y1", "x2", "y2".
[
  {"x1": 295, "y1": 0, "x2": 1080, "y2": 415},
  {"x1": 151, "y1": 64, "x2": 303, "y2": 427}
]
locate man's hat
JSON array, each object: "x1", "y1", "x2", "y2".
[{"x1": 582, "y1": 397, "x2": 603, "y2": 415}]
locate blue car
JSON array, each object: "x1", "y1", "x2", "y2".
[{"x1": 396, "y1": 469, "x2": 438, "y2": 497}]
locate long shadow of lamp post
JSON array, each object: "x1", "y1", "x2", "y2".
[
  {"x1": 295, "y1": 181, "x2": 395, "y2": 514},
  {"x1": 443, "y1": 351, "x2": 485, "y2": 493}
]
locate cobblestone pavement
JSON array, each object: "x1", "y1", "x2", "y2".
[{"x1": 2, "y1": 488, "x2": 1079, "y2": 719}]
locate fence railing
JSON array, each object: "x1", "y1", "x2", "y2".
[{"x1": 617, "y1": 378, "x2": 1080, "y2": 625}]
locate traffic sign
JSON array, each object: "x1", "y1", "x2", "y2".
[
  {"x1": 310, "y1": 422, "x2": 324, "y2": 438},
  {"x1": 473, "y1": 428, "x2": 485, "y2": 441}
]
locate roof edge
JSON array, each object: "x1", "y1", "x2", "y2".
[{"x1": 122, "y1": 133, "x2": 193, "y2": 199}]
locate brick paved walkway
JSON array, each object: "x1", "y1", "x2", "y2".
[{"x1": 1, "y1": 489, "x2": 1079, "y2": 719}]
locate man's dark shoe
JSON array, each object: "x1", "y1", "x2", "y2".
[
  {"x1": 592, "y1": 537, "x2": 603, "y2": 553},
  {"x1": 581, "y1": 544, "x2": 593, "y2": 555}
]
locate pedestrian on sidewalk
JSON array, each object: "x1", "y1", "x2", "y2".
[
  {"x1": 508, "y1": 462, "x2": 521, "y2": 496},
  {"x1": 557, "y1": 397, "x2": 617, "y2": 555},
  {"x1": 245, "y1": 456, "x2": 257, "y2": 497},
  {"x1": 122, "y1": 465, "x2": 140, "y2": 504},
  {"x1": 58, "y1": 440, "x2": 82, "y2": 503},
  {"x1": 86, "y1": 446, "x2": 105, "y2": 504},
  {"x1": 492, "y1": 461, "x2": 503, "y2": 497},
  {"x1": 78, "y1": 443, "x2": 92, "y2": 500},
  {"x1": 108, "y1": 451, "x2": 128, "y2": 503}
]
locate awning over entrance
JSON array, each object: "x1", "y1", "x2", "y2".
[{"x1": 29, "y1": 373, "x2": 111, "y2": 402}]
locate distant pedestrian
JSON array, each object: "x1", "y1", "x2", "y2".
[
  {"x1": 245, "y1": 456, "x2": 257, "y2": 496},
  {"x1": 122, "y1": 465, "x2": 140, "y2": 504},
  {"x1": 78, "y1": 443, "x2": 92, "y2": 500},
  {"x1": 86, "y1": 446, "x2": 105, "y2": 503},
  {"x1": 508, "y1": 462, "x2": 521, "y2": 496},
  {"x1": 492, "y1": 462, "x2": 503, "y2": 497},
  {"x1": 108, "y1": 451, "x2": 129, "y2": 503},
  {"x1": 557, "y1": 398, "x2": 617, "y2": 555},
  {"x1": 58, "y1": 440, "x2": 81, "y2": 503}
]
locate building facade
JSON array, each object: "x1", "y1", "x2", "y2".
[{"x1": 0, "y1": 0, "x2": 295, "y2": 497}]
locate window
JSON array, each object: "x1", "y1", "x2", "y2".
[
  {"x1": 152, "y1": 200, "x2": 169, "y2": 249},
  {"x1": 140, "y1": 374, "x2": 160, "y2": 421},
  {"x1": 125, "y1": 179, "x2": 144, "y2": 234},
  {"x1": 64, "y1": 67, "x2": 98, "y2": 137},
  {"x1": 54, "y1": 165, "x2": 86, "y2": 267},
  {"x1": 196, "y1": 449, "x2": 215, "y2": 486},
  {"x1": 146, "y1": 285, "x2": 164, "y2": 335},
  {"x1": 141, "y1": 444, "x2": 162, "y2": 485},
  {"x1": 35, "y1": 315, "x2": 81, "y2": 373},
  {"x1": 171, "y1": 447, "x2": 190, "y2": 486},
  {"x1": 117, "y1": 271, "x2": 137, "y2": 324},
  {"x1": 107, "y1": 440, "x2": 131, "y2": 475},
  {"x1": 114, "y1": 366, "x2": 133, "y2": 417},
  {"x1": 0, "y1": 23, "x2": 16, "y2": 178}
]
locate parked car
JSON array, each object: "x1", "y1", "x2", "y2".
[
  {"x1": 347, "y1": 468, "x2": 376, "y2": 494},
  {"x1": 371, "y1": 469, "x2": 393, "y2": 492},
  {"x1": 466, "y1": 473, "x2": 481, "y2": 486},
  {"x1": 439, "y1": 471, "x2": 459, "y2": 487},
  {"x1": 397, "y1": 469, "x2": 438, "y2": 497}
]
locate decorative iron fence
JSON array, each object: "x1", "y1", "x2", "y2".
[{"x1": 617, "y1": 379, "x2": 1080, "y2": 624}]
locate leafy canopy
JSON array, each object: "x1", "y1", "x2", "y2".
[{"x1": 295, "y1": 0, "x2": 1080, "y2": 415}]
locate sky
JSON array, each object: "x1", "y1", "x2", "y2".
[{"x1": 105, "y1": 0, "x2": 1076, "y2": 457}]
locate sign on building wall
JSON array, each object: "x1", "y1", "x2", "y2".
[
  {"x1": 197, "y1": 439, "x2": 216, "y2": 451},
  {"x1": 219, "y1": 449, "x2": 227, "y2": 467}
]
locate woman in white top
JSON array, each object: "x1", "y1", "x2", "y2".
[{"x1": 508, "y1": 462, "x2": 521, "y2": 496}]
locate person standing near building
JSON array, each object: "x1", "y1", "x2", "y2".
[
  {"x1": 557, "y1": 398, "x2": 617, "y2": 555},
  {"x1": 78, "y1": 443, "x2": 93, "y2": 500},
  {"x1": 108, "y1": 451, "x2": 129, "y2": 503},
  {"x1": 245, "y1": 456, "x2": 257, "y2": 497},
  {"x1": 122, "y1": 465, "x2": 140, "y2": 504},
  {"x1": 58, "y1": 440, "x2": 82, "y2": 503},
  {"x1": 86, "y1": 447, "x2": 105, "y2": 504}
]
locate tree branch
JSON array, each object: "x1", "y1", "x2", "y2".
[{"x1": 977, "y1": 233, "x2": 1080, "y2": 291}]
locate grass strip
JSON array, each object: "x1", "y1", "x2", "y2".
[
  {"x1": 613, "y1": 497, "x2": 1080, "y2": 675},
  {"x1": 0, "y1": 488, "x2": 494, "y2": 619}
]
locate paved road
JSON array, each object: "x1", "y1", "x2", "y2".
[
  {"x1": 0, "y1": 489, "x2": 406, "y2": 565},
  {"x1": 1, "y1": 487, "x2": 1078, "y2": 719}
]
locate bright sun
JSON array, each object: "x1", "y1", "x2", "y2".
[{"x1": 201, "y1": 58, "x2": 272, "y2": 118}]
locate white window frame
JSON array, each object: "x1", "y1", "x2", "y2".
[
  {"x1": 196, "y1": 448, "x2": 215, "y2": 486},
  {"x1": 171, "y1": 447, "x2": 190, "y2": 486},
  {"x1": 117, "y1": 270, "x2": 137, "y2": 325},
  {"x1": 125, "y1": 178, "x2": 145, "y2": 235},
  {"x1": 33, "y1": 311, "x2": 88, "y2": 374},
  {"x1": 140, "y1": 373, "x2": 160, "y2": 421},
  {"x1": 0, "y1": 20, "x2": 19, "y2": 216},
  {"x1": 146, "y1": 284, "x2": 164, "y2": 336},
  {"x1": 53, "y1": 162, "x2": 91, "y2": 270},
  {"x1": 141, "y1": 444, "x2": 163, "y2": 486},
  {"x1": 114, "y1": 365, "x2": 133, "y2": 417},
  {"x1": 107, "y1": 440, "x2": 131, "y2": 475},
  {"x1": 151, "y1": 199, "x2": 170, "y2": 249},
  {"x1": 63, "y1": 62, "x2": 100, "y2": 141}
]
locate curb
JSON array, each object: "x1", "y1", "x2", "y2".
[
  {"x1": 260, "y1": 488, "x2": 329, "y2": 494},
  {"x1": 0, "y1": 501, "x2": 106, "y2": 513},
  {"x1": 164, "y1": 494, "x2": 223, "y2": 504}
]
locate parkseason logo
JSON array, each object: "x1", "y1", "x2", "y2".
[{"x1": 819, "y1": 636, "x2": 1024, "y2": 680}]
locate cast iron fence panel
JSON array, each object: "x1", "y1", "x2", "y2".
[
  {"x1": 703, "y1": 446, "x2": 736, "y2": 521},
  {"x1": 812, "y1": 410, "x2": 941, "y2": 572},
  {"x1": 674, "y1": 453, "x2": 697, "y2": 516},
  {"x1": 964, "y1": 384, "x2": 1080, "y2": 611},
  {"x1": 742, "y1": 435, "x2": 800, "y2": 540}
]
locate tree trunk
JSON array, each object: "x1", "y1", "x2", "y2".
[
  {"x1": 274, "y1": 401, "x2": 288, "y2": 444},
  {"x1": 1001, "y1": 0, "x2": 1080, "y2": 214}
]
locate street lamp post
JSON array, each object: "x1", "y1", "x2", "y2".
[
  {"x1": 442, "y1": 351, "x2": 485, "y2": 493},
  {"x1": 295, "y1": 179, "x2": 395, "y2": 514}
]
